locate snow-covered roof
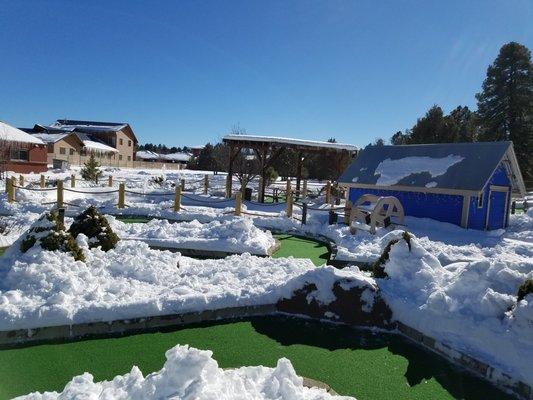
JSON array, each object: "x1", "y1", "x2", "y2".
[
  {"x1": 136, "y1": 150, "x2": 160, "y2": 160},
  {"x1": 30, "y1": 133, "x2": 71, "y2": 144},
  {"x1": 0, "y1": 121, "x2": 44, "y2": 145},
  {"x1": 51, "y1": 120, "x2": 128, "y2": 132},
  {"x1": 339, "y1": 141, "x2": 525, "y2": 195},
  {"x1": 223, "y1": 134, "x2": 358, "y2": 151},
  {"x1": 76, "y1": 133, "x2": 118, "y2": 153},
  {"x1": 160, "y1": 152, "x2": 191, "y2": 162}
]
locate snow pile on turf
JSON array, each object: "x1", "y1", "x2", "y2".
[
  {"x1": 0, "y1": 234, "x2": 364, "y2": 331},
  {"x1": 16, "y1": 345, "x2": 352, "y2": 400},
  {"x1": 108, "y1": 216, "x2": 277, "y2": 255},
  {"x1": 379, "y1": 235, "x2": 533, "y2": 386}
]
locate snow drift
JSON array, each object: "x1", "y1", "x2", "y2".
[{"x1": 15, "y1": 345, "x2": 353, "y2": 399}]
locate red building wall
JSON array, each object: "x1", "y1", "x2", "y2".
[{"x1": 5, "y1": 144, "x2": 48, "y2": 174}]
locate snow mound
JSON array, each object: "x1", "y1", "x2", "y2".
[
  {"x1": 108, "y1": 215, "x2": 276, "y2": 255},
  {"x1": 16, "y1": 345, "x2": 353, "y2": 400},
  {"x1": 0, "y1": 236, "x2": 362, "y2": 331},
  {"x1": 379, "y1": 235, "x2": 533, "y2": 386}
]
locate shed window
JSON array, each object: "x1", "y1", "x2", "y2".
[
  {"x1": 128, "y1": 140, "x2": 132, "y2": 147},
  {"x1": 119, "y1": 155, "x2": 123, "y2": 161},
  {"x1": 69, "y1": 148, "x2": 75, "y2": 155},
  {"x1": 477, "y1": 193, "x2": 484, "y2": 208},
  {"x1": 127, "y1": 156, "x2": 131, "y2": 161},
  {"x1": 119, "y1": 139, "x2": 123, "y2": 146},
  {"x1": 10, "y1": 149, "x2": 28, "y2": 161},
  {"x1": 59, "y1": 147, "x2": 66, "y2": 155}
]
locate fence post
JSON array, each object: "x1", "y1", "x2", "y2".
[
  {"x1": 174, "y1": 186, "x2": 181, "y2": 212},
  {"x1": 234, "y1": 191, "x2": 242, "y2": 216},
  {"x1": 302, "y1": 180, "x2": 308, "y2": 198},
  {"x1": 108, "y1": 176, "x2": 113, "y2": 187},
  {"x1": 7, "y1": 177, "x2": 14, "y2": 203},
  {"x1": 286, "y1": 189, "x2": 293, "y2": 218},
  {"x1": 56, "y1": 181, "x2": 64, "y2": 208},
  {"x1": 19, "y1": 175, "x2": 24, "y2": 187},
  {"x1": 71, "y1": 174, "x2": 76, "y2": 188},
  {"x1": 118, "y1": 183, "x2": 125, "y2": 209},
  {"x1": 180, "y1": 179, "x2": 185, "y2": 192},
  {"x1": 40, "y1": 174, "x2": 46, "y2": 188},
  {"x1": 344, "y1": 200, "x2": 352, "y2": 225},
  {"x1": 286, "y1": 178, "x2": 291, "y2": 198},
  {"x1": 204, "y1": 174, "x2": 209, "y2": 195},
  {"x1": 325, "y1": 181, "x2": 332, "y2": 204},
  {"x1": 301, "y1": 202, "x2": 307, "y2": 225}
]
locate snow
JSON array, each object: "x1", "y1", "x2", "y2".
[
  {"x1": 108, "y1": 216, "x2": 277, "y2": 255},
  {"x1": 0, "y1": 232, "x2": 363, "y2": 330},
  {"x1": 223, "y1": 134, "x2": 358, "y2": 152},
  {"x1": 15, "y1": 345, "x2": 352, "y2": 400},
  {"x1": 0, "y1": 122, "x2": 44, "y2": 145},
  {"x1": 75, "y1": 133, "x2": 118, "y2": 153},
  {"x1": 161, "y1": 152, "x2": 191, "y2": 162},
  {"x1": 374, "y1": 155, "x2": 465, "y2": 186},
  {"x1": 135, "y1": 150, "x2": 160, "y2": 160},
  {"x1": 379, "y1": 235, "x2": 533, "y2": 386}
]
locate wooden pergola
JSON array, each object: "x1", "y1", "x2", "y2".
[{"x1": 222, "y1": 134, "x2": 358, "y2": 202}]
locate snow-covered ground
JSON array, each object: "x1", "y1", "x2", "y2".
[
  {"x1": 381, "y1": 233, "x2": 533, "y2": 389},
  {"x1": 108, "y1": 216, "x2": 277, "y2": 255},
  {"x1": 0, "y1": 234, "x2": 357, "y2": 331},
  {"x1": 1, "y1": 167, "x2": 532, "y2": 390},
  {"x1": 16, "y1": 345, "x2": 351, "y2": 400}
]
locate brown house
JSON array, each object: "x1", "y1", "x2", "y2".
[{"x1": 22, "y1": 120, "x2": 138, "y2": 167}]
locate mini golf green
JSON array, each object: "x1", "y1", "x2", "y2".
[
  {"x1": 0, "y1": 317, "x2": 511, "y2": 400},
  {"x1": 0, "y1": 218, "x2": 512, "y2": 399}
]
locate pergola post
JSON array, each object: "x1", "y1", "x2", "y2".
[
  {"x1": 226, "y1": 144, "x2": 239, "y2": 198},
  {"x1": 296, "y1": 151, "x2": 303, "y2": 196},
  {"x1": 259, "y1": 145, "x2": 268, "y2": 203}
]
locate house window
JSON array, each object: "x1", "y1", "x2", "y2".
[
  {"x1": 10, "y1": 149, "x2": 28, "y2": 161},
  {"x1": 128, "y1": 140, "x2": 131, "y2": 147},
  {"x1": 119, "y1": 139, "x2": 123, "y2": 146},
  {"x1": 127, "y1": 155, "x2": 131, "y2": 161},
  {"x1": 59, "y1": 147, "x2": 66, "y2": 155},
  {"x1": 69, "y1": 148, "x2": 75, "y2": 155},
  {"x1": 119, "y1": 155, "x2": 123, "y2": 161},
  {"x1": 477, "y1": 193, "x2": 484, "y2": 208}
]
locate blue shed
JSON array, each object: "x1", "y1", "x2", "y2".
[{"x1": 338, "y1": 142, "x2": 526, "y2": 230}]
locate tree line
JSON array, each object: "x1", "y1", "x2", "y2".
[
  {"x1": 390, "y1": 42, "x2": 532, "y2": 182},
  {"x1": 137, "y1": 143, "x2": 191, "y2": 154}
]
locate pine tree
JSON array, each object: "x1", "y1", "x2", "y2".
[
  {"x1": 476, "y1": 42, "x2": 533, "y2": 180},
  {"x1": 81, "y1": 153, "x2": 103, "y2": 183}
]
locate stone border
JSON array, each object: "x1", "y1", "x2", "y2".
[
  {"x1": 397, "y1": 322, "x2": 532, "y2": 400},
  {"x1": 0, "y1": 304, "x2": 276, "y2": 348}
]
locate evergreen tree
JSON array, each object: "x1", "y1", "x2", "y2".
[
  {"x1": 476, "y1": 42, "x2": 533, "y2": 180},
  {"x1": 196, "y1": 143, "x2": 217, "y2": 171},
  {"x1": 81, "y1": 153, "x2": 103, "y2": 183}
]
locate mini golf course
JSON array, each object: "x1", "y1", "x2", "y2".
[{"x1": 0, "y1": 220, "x2": 513, "y2": 399}]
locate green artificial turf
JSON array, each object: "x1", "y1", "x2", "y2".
[
  {"x1": 0, "y1": 248, "x2": 5, "y2": 257},
  {"x1": 273, "y1": 234, "x2": 329, "y2": 266},
  {"x1": 0, "y1": 317, "x2": 511, "y2": 400}
]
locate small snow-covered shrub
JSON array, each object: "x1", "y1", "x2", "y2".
[
  {"x1": 517, "y1": 279, "x2": 533, "y2": 302},
  {"x1": 20, "y1": 211, "x2": 85, "y2": 261},
  {"x1": 372, "y1": 231, "x2": 412, "y2": 279},
  {"x1": 69, "y1": 206, "x2": 119, "y2": 251},
  {"x1": 151, "y1": 175, "x2": 164, "y2": 185}
]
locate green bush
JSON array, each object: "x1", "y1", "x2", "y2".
[
  {"x1": 372, "y1": 231, "x2": 412, "y2": 279},
  {"x1": 21, "y1": 211, "x2": 85, "y2": 261},
  {"x1": 517, "y1": 279, "x2": 533, "y2": 302},
  {"x1": 68, "y1": 206, "x2": 119, "y2": 251}
]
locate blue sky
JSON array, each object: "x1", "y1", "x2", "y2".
[{"x1": 1, "y1": 1, "x2": 532, "y2": 148}]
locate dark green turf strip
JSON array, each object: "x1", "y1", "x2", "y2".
[
  {"x1": 0, "y1": 248, "x2": 5, "y2": 256},
  {"x1": 0, "y1": 317, "x2": 511, "y2": 400}
]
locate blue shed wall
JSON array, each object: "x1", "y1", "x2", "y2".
[
  {"x1": 348, "y1": 187, "x2": 464, "y2": 226},
  {"x1": 467, "y1": 163, "x2": 511, "y2": 230}
]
